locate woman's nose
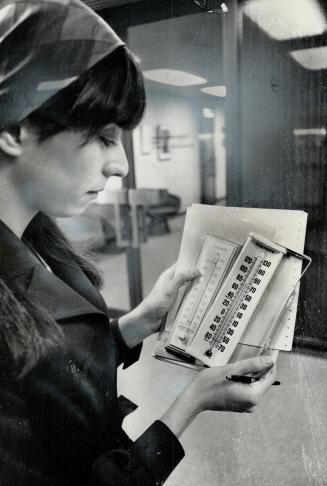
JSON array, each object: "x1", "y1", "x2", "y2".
[{"x1": 102, "y1": 143, "x2": 129, "y2": 178}]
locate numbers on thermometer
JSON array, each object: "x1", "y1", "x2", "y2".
[
  {"x1": 215, "y1": 259, "x2": 268, "y2": 350},
  {"x1": 204, "y1": 332, "x2": 212, "y2": 341}
]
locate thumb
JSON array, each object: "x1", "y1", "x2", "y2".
[
  {"x1": 230, "y1": 356, "x2": 274, "y2": 376},
  {"x1": 161, "y1": 263, "x2": 177, "y2": 280},
  {"x1": 172, "y1": 268, "x2": 201, "y2": 288}
]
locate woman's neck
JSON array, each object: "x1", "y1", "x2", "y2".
[{"x1": 0, "y1": 171, "x2": 37, "y2": 238}]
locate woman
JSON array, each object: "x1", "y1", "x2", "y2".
[{"x1": 0, "y1": 1, "x2": 276, "y2": 485}]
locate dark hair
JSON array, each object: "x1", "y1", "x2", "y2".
[
  {"x1": 26, "y1": 45, "x2": 146, "y2": 141},
  {"x1": 23, "y1": 212, "x2": 104, "y2": 288},
  {"x1": 0, "y1": 276, "x2": 64, "y2": 380}
]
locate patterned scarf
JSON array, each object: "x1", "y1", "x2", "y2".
[{"x1": 0, "y1": 0, "x2": 124, "y2": 127}]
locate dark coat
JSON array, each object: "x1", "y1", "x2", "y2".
[{"x1": 0, "y1": 217, "x2": 184, "y2": 486}]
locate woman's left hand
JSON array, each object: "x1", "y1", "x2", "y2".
[
  {"x1": 118, "y1": 264, "x2": 201, "y2": 348},
  {"x1": 140, "y1": 263, "x2": 201, "y2": 332}
]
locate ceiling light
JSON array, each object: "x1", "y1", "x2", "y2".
[
  {"x1": 203, "y1": 108, "x2": 215, "y2": 118},
  {"x1": 201, "y1": 85, "x2": 226, "y2": 97},
  {"x1": 294, "y1": 128, "x2": 326, "y2": 136},
  {"x1": 198, "y1": 133, "x2": 214, "y2": 140},
  {"x1": 143, "y1": 69, "x2": 207, "y2": 86},
  {"x1": 243, "y1": 0, "x2": 326, "y2": 41},
  {"x1": 290, "y1": 47, "x2": 327, "y2": 70}
]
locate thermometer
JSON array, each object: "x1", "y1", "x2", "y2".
[
  {"x1": 187, "y1": 233, "x2": 287, "y2": 366},
  {"x1": 167, "y1": 235, "x2": 238, "y2": 353}
]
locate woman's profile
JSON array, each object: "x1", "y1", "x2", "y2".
[{"x1": 0, "y1": 1, "x2": 276, "y2": 485}]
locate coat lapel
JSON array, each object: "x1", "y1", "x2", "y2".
[
  {"x1": 41, "y1": 253, "x2": 109, "y2": 315},
  {"x1": 0, "y1": 218, "x2": 108, "y2": 322},
  {"x1": 26, "y1": 265, "x2": 108, "y2": 321}
]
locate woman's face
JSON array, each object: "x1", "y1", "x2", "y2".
[{"x1": 16, "y1": 123, "x2": 128, "y2": 218}]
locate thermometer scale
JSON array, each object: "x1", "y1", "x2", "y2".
[
  {"x1": 168, "y1": 235, "x2": 238, "y2": 353},
  {"x1": 187, "y1": 233, "x2": 287, "y2": 366}
]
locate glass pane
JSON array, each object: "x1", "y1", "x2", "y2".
[
  {"x1": 226, "y1": 0, "x2": 327, "y2": 345},
  {"x1": 128, "y1": 12, "x2": 227, "y2": 291}
]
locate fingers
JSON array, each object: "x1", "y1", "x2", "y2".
[
  {"x1": 250, "y1": 365, "x2": 277, "y2": 395},
  {"x1": 163, "y1": 263, "x2": 177, "y2": 279},
  {"x1": 159, "y1": 264, "x2": 201, "y2": 286},
  {"x1": 261, "y1": 347, "x2": 278, "y2": 364},
  {"x1": 173, "y1": 268, "x2": 201, "y2": 287},
  {"x1": 230, "y1": 356, "x2": 274, "y2": 376}
]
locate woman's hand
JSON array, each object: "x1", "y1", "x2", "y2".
[
  {"x1": 160, "y1": 356, "x2": 276, "y2": 437},
  {"x1": 117, "y1": 264, "x2": 200, "y2": 348},
  {"x1": 139, "y1": 263, "x2": 201, "y2": 332},
  {"x1": 188, "y1": 355, "x2": 276, "y2": 414}
]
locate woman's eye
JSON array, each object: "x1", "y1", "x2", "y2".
[{"x1": 99, "y1": 136, "x2": 116, "y2": 147}]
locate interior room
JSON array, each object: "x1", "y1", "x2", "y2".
[{"x1": 58, "y1": 1, "x2": 327, "y2": 484}]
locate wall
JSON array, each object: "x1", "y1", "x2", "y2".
[{"x1": 133, "y1": 87, "x2": 201, "y2": 212}]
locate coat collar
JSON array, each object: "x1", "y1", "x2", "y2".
[{"x1": 0, "y1": 216, "x2": 108, "y2": 322}]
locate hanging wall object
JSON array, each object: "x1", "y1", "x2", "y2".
[{"x1": 156, "y1": 125, "x2": 171, "y2": 161}]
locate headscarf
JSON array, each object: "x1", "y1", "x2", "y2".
[{"x1": 0, "y1": 0, "x2": 124, "y2": 127}]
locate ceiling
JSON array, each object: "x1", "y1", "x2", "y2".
[
  {"x1": 83, "y1": 1, "x2": 225, "y2": 99},
  {"x1": 128, "y1": 13, "x2": 224, "y2": 89}
]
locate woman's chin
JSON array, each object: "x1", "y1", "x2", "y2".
[
  {"x1": 42, "y1": 194, "x2": 100, "y2": 219},
  {"x1": 45, "y1": 204, "x2": 89, "y2": 219}
]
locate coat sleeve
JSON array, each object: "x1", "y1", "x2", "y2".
[
  {"x1": 17, "y1": 316, "x2": 184, "y2": 486},
  {"x1": 90, "y1": 421, "x2": 185, "y2": 486},
  {"x1": 110, "y1": 318, "x2": 143, "y2": 370}
]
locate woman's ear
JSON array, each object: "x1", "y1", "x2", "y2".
[{"x1": 0, "y1": 128, "x2": 22, "y2": 157}]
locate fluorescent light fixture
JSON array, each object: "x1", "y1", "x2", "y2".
[
  {"x1": 201, "y1": 85, "x2": 226, "y2": 97},
  {"x1": 293, "y1": 128, "x2": 326, "y2": 136},
  {"x1": 198, "y1": 133, "x2": 214, "y2": 140},
  {"x1": 243, "y1": 0, "x2": 326, "y2": 41},
  {"x1": 143, "y1": 69, "x2": 206, "y2": 86},
  {"x1": 290, "y1": 47, "x2": 327, "y2": 70},
  {"x1": 203, "y1": 107, "x2": 215, "y2": 118}
]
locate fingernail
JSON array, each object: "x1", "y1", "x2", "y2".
[{"x1": 192, "y1": 269, "x2": 201, "y2": 277}]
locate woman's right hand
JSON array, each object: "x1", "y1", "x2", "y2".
[
  {"x1": 187, "y1": 355, "x2": 275, "y2": 414},
  {"x1": 160, "y1": 356, "x2": 276, "y2": 438}
]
